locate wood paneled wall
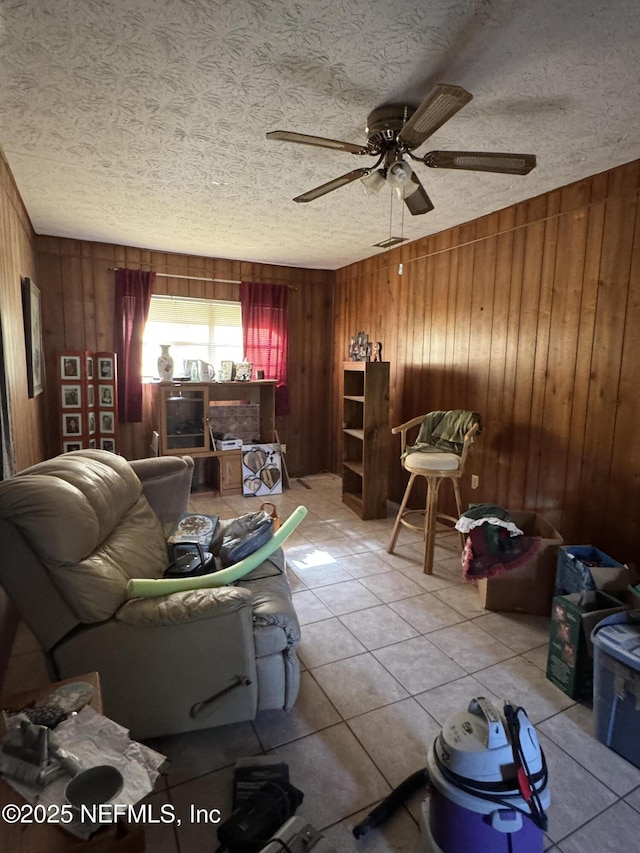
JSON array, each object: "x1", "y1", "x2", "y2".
[
  {"x1": 333, "y1": 160, "x2": 640, "y2": 562},
  {"x1": 0, "y1": 150, "x2": 46, "y2": 472},
  {"x1": 35, "y1": 239, "x2": 335, "y2": 476},
  {"x1": 0, "y1": 149, "x2": 44, "y2": 677}
]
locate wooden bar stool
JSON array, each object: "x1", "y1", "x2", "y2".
[{"x1": 387, "y1": 413, "x2": 480, "y2": 574}]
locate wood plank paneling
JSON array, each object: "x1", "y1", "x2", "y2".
[
  {"x1": 35, "y1": 239, "x2": 334, "y2": 476},
  {"x1": 332, "y1": 159, "x2": 640, "y2": 561},
  {"x1": 0, "y1": 150, "x2": 45, "y2": 473}
]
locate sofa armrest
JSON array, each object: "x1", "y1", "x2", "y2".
[
  {"x1": 129, "y1": 456, "x2": 194, "y2": 523},
  {"x1": 116, "y1": 586, "x2": 251, "y2": 627}
]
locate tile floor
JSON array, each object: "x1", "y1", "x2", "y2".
[{"x1": 4, "y1": 472, "x2": 640, "y2": 852}]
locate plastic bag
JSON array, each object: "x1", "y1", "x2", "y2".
[{"x1": 219, "y1": 510, "x2": 274, "y2": 567}]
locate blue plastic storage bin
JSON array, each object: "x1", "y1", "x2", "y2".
[{"x1": 591, "y1": 611, "x2": 640, "y2": 768}]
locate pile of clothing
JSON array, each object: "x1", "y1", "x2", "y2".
[{"x1": 456, "y1": 503, "x2": 541, "y2": 581}]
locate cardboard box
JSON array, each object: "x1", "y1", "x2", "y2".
[
  {"x1": 546, "y1": 591, "x2": 628, "y2": 699},
  {"x1": 475, "y1": 510, "x2": 563, "y2": 615},
  {"x1": 555, "y1": 545, "x2": 629, "y2": 595}
]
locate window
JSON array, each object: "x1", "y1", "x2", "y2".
[{"x1": 142, "y1": 296, "x2": 243, "y2": 379}]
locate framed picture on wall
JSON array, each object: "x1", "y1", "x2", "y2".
[
  {"x1": 86, "y1": 354, "x2": 94, "y2": 380},
  {"x1": 61, "y1": 384, "x2": 82, "y2": 408},
  {"x1": 21, "y1": 277, "x2": 44, "y2": 397},
  {"x1": 88, "y1": 385, "x2": 95, "y2": 407},
  {"x1": 100, "y1": 438, "x2": 115, "y2": 452}
]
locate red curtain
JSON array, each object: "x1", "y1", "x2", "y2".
[
  {"x1": 114, "y1": 269, "x2": 155, "y2": 422},
  {"x1": 239, "y1": 281, "x2": 289, "y2": 416}
]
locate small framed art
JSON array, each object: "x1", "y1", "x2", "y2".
[
  {"x1": 61, "y1": 355, "x2": 81, "y2": 380},
  {"x1": 22, "y1": 278, "x2": 44, "y2": 397},
  {"x1": 61, "y1": 384, "x2": 82, "y2": 408},
  {"x1": 98, "y1": 356, "x2": 114, "y2": 380},
  {"x1": 63, "y1": 414, "x2": 82, "y2": 436},
  {"x1": 219, "y1": 361, "x2": 234, "y2": 382}
]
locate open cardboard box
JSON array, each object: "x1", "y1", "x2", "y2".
[{"x1": 475, "y1": 510, "x2": 563, "y2": 616}]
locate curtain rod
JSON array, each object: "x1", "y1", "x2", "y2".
[{"x1": 109, "y1": 268, "x2": 297, "y2": 289}]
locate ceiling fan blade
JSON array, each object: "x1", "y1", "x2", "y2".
[
  {"x1": 423, "y1": 150, "x2": 537, "y2": 175},
  {"x1": 397, "y1": 84, "x2": 473, "y2": 148},
  {"x1": 404, "y1": 172, "x2": 435, "y2": 216},
  {"x1": 266, "y1": 130, "x2": 369, "y2": 155},
  {"x1": 293, "y1": 168, "x2": 371, "y2": 203}
]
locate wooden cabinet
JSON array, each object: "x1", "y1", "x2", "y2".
[
  {"x1": 152, "y1": 380, "x2": 277, "y2": 495},
  {"x1": 342, "y1": 361, "x2": 390, "y2": 519}
]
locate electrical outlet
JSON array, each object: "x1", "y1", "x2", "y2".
[{"x1": 471, "y1": 474, "x2": 479, "y2": 489}]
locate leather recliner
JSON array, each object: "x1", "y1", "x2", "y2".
[{"x1": 0, "y1": 449, "x2": 301, "y2": 739}]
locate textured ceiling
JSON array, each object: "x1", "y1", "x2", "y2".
[{"x1": 1, "y1": 0, "x2": 639, "y2": 270}]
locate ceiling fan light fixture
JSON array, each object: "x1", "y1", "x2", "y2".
[
  {"x1": 360, "y1": 169, "x2": 386, "y2": 195},
  {"x1": 386, "y1": 160, "x2": 413, "y2": 189}
]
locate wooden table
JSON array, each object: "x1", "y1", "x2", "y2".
[{"x1": 0, "y1": 673, "x2": 144, "y2": 852}]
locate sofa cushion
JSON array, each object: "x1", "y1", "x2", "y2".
[{"x1": 0, "y1": 451, "x2": 169, "y2": 623}]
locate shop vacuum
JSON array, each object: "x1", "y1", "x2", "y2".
[{"x1": 354, "y1": 697, "x2": 550, "y2": 853}]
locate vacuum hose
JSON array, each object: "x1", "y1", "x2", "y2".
[{"x1": 352, "y1": 768, "x2": 428, "y2": 839}]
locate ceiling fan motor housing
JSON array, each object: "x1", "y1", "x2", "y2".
[{"x1": 366, "y1": 105, "x2": 416, "y2": 150}]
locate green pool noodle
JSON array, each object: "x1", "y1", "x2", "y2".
[{"x1": 127, "y1": 505, "x2": 308, "y2": 598}]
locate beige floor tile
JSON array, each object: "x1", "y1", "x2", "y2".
[
  {"x1": 322, "y1": 802, "x2": 421, "y2": 851},
  {"x1": 171, "y1": 763, "x2": 235, "y2": 849},
  {"x1": 139, "y1": 788, "x2": 180, "y2": 853},
  {"x1": 538, "y1": 735, "x2": 618, "y2": 843},
  {"x1": 348, "y1": 697, "x2": 440, "y2": 787},
  {"x1": 339, "y1": 604, "x2": 419, "y2": 650},
  {"x1": 314, "y1": 579, "x2": 383, "y2": 615},
  {"x1": 373, "y1": 636, "x2": 466, "y2": 695},
  {"x1": 358, "y1": 571, "x2": 425, "y2": 603},
  {"x1": 472, "y1": 610, "x2": 551, "y2": 653},
  {"x1": 389, "y1": 593, "x2": 466, "y2": 634},
  {"x1": 291, "y1": 562, "x2": 354, "y2": 588},
  {"x1": 625, "y1": 785, "x2": 640, "y2": 812},
  {"x1": 473, "y1": 657, "x2": 576, "y2": 724},
  {"x1": 291, "y1": 589, "x2": 333, "y2": 624},
  {"x1": 522, "y1": 643, "x2": 550, "y2": 670},
  {"x1": 397, "y1": 563, "x2": 460, "y2": 592},
  {"x1": 269, "y1": 723, "x2": 391, "y2": 829},
  {"x1": 538, "y1": 703, "x2": 640, "y2": 796},
  {"x1": 426, "y1": 621, "x2": 515, "y2": 672},
  {"x1": 253, "y1": 670, "x2": 341, "y2": 749},
  {"x1": 145, "y1": 720, "x2": 261, "y2": 786},
  {"x1": 432, "y1": 582, "x2": 488, "y2": 618},
  {"x1": 556, "y1": 800, "x2": 640, "y2": 852},
  {"x1": 311, "y1": 653, "x2": 408, "y2": 719},
  {"x1": 298, "y1": 617, "x2": 367, "y2": 667},
  {"x1": 340, "y1": 551, "x2": 397, "y2": 578}
]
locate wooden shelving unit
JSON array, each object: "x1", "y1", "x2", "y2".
[{"x1": 341, "y1": 361, "x2": 390, "y2": 519}]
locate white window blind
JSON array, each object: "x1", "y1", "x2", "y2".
[{"x1": 142, "y1": 295, "x2": 243, "y2": 378}]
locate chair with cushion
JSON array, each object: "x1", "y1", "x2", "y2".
[
  {"x1": 0, "y1": 449, "x2": 301, "y2": 739},
  {"x1": 387, "y1": 410, "x2": 482, "y2": 574}
]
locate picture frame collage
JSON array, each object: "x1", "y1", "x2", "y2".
[{"x1": 59, "y1": 350, "x2": 118, "y2": 454}]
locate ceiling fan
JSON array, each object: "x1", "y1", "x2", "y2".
[{"x1": 266, "y1": 84, "x2": 536, "y2": 215}]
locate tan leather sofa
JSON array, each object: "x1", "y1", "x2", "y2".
[{"x1": 0, "y1": 450, "x2": 300, "y2": 738}]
